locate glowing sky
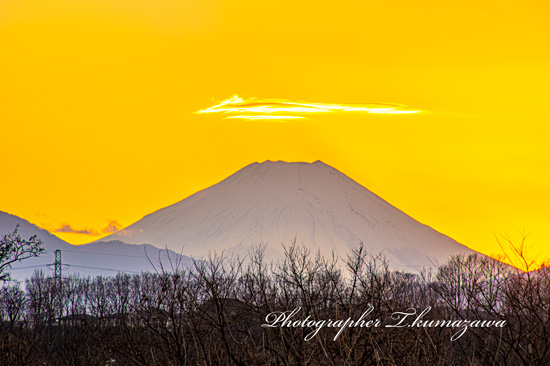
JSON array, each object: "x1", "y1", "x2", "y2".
[{"x1": 1, "y1": 0, "x2": 549, "y2": 268}]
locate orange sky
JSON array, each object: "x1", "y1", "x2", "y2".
[{"x1": 1, "y1": 0, "x2": 549, "y2": 269}]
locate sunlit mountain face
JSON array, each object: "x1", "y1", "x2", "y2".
[{"x1": 97, "y1": 160, "x2": 479, "y2": 272}]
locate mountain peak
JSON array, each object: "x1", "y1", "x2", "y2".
[
  {"x1": 98, "y1": 161, "x2": 475, "y2": 272},
  {"x1": 238, "y1": 160, "x2": 338, "y2": 179},
  {"x1": 253, "y1": 159, "x2": 329, "y2": 166}
]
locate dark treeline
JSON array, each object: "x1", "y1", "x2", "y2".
[{"x1": 1, "y1": 244, "x2": 549, "y2": 366}]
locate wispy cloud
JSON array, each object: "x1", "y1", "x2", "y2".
[
  {"x1": 103, "y1": 220, "x2": 123, "y2": 233},
  {"x1": 226, "y1": 115, "x2": 305, "y2": 120},
  {"x1": 55, "y1": 225, "x2": 97, "y2": 235},
  {"x1": 196, "y1": 95, "x2": 420, "y2": 121},
  {"x1": 53, "y1": 220, "x2": 123, "y2": 236}
]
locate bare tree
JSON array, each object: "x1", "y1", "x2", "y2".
[{"x1": 0, "y1": 225, "x2": 44, "y2": 283}]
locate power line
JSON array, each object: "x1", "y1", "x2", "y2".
[
  {"x1": 67, "y1": 264, "x2": 141, "y2": 273},
  {"x1": 61, "y1": 249, "x2": 150, "y2": 259},
  {"x1": 61, "y1": 249, "x2": 175, "y2": 259},
  {"x1": 10, "y1": 263, "x2": 141, "y2": 274},
  {"x1": 10, "y1": 250, "x2": 439, "y2": 275},
  {"x1": 55, "y1": 250, "x2": 435, "y2": 267},
  {"x1": 10, "y1": 264, "x2": 50, "y2": 271}
]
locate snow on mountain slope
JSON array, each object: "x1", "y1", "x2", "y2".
[
  {"x1": 97, "y1": 160, "x2": 477, "y2": 271},
  {"x1": 0, "y1": 212, "x2": 193, "y2": 282}
]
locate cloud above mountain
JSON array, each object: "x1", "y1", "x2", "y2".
[
  {"x1": 196, "y1": 95, "x2": 420, "y2": 121},
  {"x1": 55, "y1": 224, "x2": 96, "y2": 235},
  {"x1": 54, "y1": 220, "x2": 123, "y2": 236}
]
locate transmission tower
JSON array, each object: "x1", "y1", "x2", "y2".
[{"x1": 54, "y1": 249, "x2": 62, "y2": 288}]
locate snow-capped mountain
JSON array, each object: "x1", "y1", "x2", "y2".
[
  {"x1": 97, "y1": 160, "x2": 477, "y2": 271},
  {"x1": 0, "y1": 211, "x2": 193, "y2": 282}
]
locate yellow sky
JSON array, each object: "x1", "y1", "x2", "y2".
[{"x1": 1, "y1": 0, "x2": 549, "y2": 268}]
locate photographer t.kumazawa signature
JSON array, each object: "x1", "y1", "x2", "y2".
[{"x1": 261, "y1": 306, "x2": 506, "y2": 341}]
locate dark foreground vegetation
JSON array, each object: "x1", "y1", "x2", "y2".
[{"x1": 1, "y1": 244, "x2": 549, "y2": 366}]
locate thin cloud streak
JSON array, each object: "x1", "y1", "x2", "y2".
[
  {"x1": 196, "y1": 95, "x2": 420, "y2": 121},
  {"x1": 226, "y1": 115, "x2": 305, "y2": 121},
  {"x1": 55, "y1": 225, "x2": 96, "y2": 235},
  {"x1": 53, "y1": 220, "x2": 124, "y2": 236}
]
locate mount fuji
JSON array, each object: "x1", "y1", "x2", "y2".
[{"x1": 97, "y1": 160, "x2": 477, "y2": 271}]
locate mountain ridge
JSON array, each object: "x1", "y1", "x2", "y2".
[
  {"x1": 97, "y1": 160, "x2": 478, "y2": 271},
  {"x1": 0, "y1": 211, "x2": 193, "y2": 282}
]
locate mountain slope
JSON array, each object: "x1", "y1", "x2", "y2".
[
  {"x1": 98, "y1": 160, "x2": 477, "y2": 271},
  {"x1": 0, "y1": 212, "x2": 192, "y2": 282}
]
